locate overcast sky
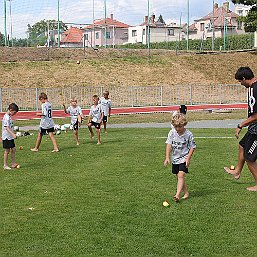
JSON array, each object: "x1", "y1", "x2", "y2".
[{"x1": 0, "y1": 0, "x2": 236, "y2": 38}]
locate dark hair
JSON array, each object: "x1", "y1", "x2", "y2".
[
  {"x1": 8, "y1": 103, "x2": 19, "y2": 112},
  {"x1": 93, "y1": 94, "x2": 99, "y2": 99},
  {"x1": 39, "y1": 92, "x2": 48, "y2": 100},
  {"x1": 179, "y1": 105, "x2": 187, "y2": 115},
  {"x1": 235, "y1": 67, "x2": 254, "y2": 80}
]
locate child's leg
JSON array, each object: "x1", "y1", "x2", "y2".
[
  {"x1": 182, "y1": 183, "x2": 189, "y2": 199},
  {"x1": 31, "y1": 132, "x2": 43, "y2": 151},
  {"x1": 3, "y1": 149, "x2": 10, "y2": 168},
  {"x1": 48, "y1": 132, "x2": 59, "y2": 151},
  {"x1": 96, "y1": 128, "x2": 101, "y2": 144},
  {"x1": 74, "y1": 130, "x2": 79, "y2": 145},
  {"x1": 175, "y1": 171, "x2": 186, "y2": 199},
  {"x1": 103, "y1": 121, "x2": 107, "y2": 133},
  {"x1": 11, "y1": 147, "x2": 17, "y2": 167},
  {"x1": 88, "y1": 124, "x2": 94, "y2": 138}
]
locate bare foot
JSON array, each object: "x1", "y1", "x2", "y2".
[
  {"x1": 224, "y1": 167, "x2": 240, "y2": 180},
  {"x1": 90, "y1": 133, "x2": 94, "y2": 139},
  {"x1": 246, "y1": 186, "x2": 257, "y2": 191},
  {"x1": 30, "y1": 148, "x2": 39, "y2": 152},
  {"x1": 182, "y1": 193, "x2": 189, "y2": 199},
  {"x1": 97, "y1": 142, "x2": 101, "y2": 145},
  {"x1": 173, "y1": 195, "x2": 179, "y2": 202}
]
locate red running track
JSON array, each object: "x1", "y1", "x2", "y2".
[{"x1": 0, "y1": 103, "x2": 247, "y2": 120}]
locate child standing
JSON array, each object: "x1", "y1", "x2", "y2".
[
  {"x1": 2, "y1": 103, "x2": 19, "y2": 170},
  {"x1": 164, "y1": 113, "x2": 196, "y2": 201},
  {"x1": 99, "y1": 91, "x2": 112, "y2": 133},
  {"x1": 63, "y1": 98, "x2": 84, "y2": 145},
  {"x1": 87, "y1": 95, "x2": 104, "y2": 145},
  {"x1": 31, "y1": 92, "x2": 59, "y2": 152}
]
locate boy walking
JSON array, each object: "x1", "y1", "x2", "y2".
[
  {"x1": 87, "y1": 95, "x2": 104, "y2": 145},
  {"x1": 31, "y1": 92, "x2": 59, "y2": 152},
  {"x1": 99, "y1": 91, "x2": 112, "y2": 133},
  {"x1": 63, "y1": 98, "x2": 84, "y2": 145},
  {"x1": 164, "y1": 113, "x2": 196, "y2": 201},
  {"x1": 2, "y1": 103, "x2": 19, "y2": 170}
]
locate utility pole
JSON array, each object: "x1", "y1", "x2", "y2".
[
  {"x1": 104, "y1": 0, "x2": 107, "y2": 48},
  {"x1": 57, "y1": 0, "x2": 60, "y2": 47},
  {"x1": 186, "y1": 0, "x2": 189, "y2": 51},
  {"x1": 212, "y1": 0, "x2": 215, "y2": 51},
  {"x1": 223, "y1": 12, "x2": 227, "y2": 50},
  {"x1": 147, "y1": 0, "x2": 150, "y2": 56},
  {"x1": 4, "y1": 0, "x2": 7, "y2": 46}
]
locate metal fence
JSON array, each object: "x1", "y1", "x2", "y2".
[{"x1": 0, "y1": 84, "x2": 246, "y2": 111}]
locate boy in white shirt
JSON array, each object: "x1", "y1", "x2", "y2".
[
  {"x1": 2, "y1": 103, "x2": 19, "y2": 170},
  {"x1": 63, "y1": 98, "x2": 84, "y2": 145},
  {"x1": 31, "y1": 92, "x2": 59, "y2": 152},
  {"x1": 99, "y1": 91, "x2": 112, "y2": 133},
  {"x1": 87, "y1": 95, "x2": 104, "y2": 145}
]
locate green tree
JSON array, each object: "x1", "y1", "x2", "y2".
[
  {"x1": 157, "y1": 15, "x2": 165, "y2": 24},
  {"x1": 0, "y1": 32, "x2": 4, "y2": 46},
  {"x1": 27, "y1": 19, "x2": 67, "y2": 46},
  {"x1": 232, "y1": 0, "x2": 257, "y2": 32}
]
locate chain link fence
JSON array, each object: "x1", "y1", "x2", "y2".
[{"x1": 0, "y1": 84, "x2": 246, "y2": 112}]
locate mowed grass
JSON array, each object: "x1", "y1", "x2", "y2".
[{"x1": 0, "y1": 127, "x2": 256, "y2": 257}]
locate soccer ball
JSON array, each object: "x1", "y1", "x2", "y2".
[
  {"x1": 14, "y1": 126, "x2": 19, "y2": 131},
  {"x1": 16, "y1": 132, "x2": 22, "y2": 137},
  {"x1": 54, "y1": 124, "x2": 61, "y2": 131},
  {"x1": 56, "y1": 130, "x2": 61, "y2": 135}
]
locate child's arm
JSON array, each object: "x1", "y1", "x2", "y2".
[
  {"x1": 186, "y1": 148, "x2": 195, "y2": 168},
  {"x1": 108, "y1": 107, "x2": 111, "y2": 117},
  {"x1": 164, "y1": 144, "x2": 171, "y2": 166},
  {"x1": 5, "y1": 126, "x2": 17, "y2": 139},
  {"x1": 63, "y1": 104, "x2": 68, "y2": 114}
]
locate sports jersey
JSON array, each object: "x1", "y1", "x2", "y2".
[
  {"x1": 89, "y1": 104, "x2": 103, "y2": 123},
  {"x1": 165, "y1": 128, "x2": 196, "y2": 164},
  {"x1": 2, "y1": 113, "x2": 14, "y2": 140},
  {"x1": 40, "y1": 102, "x2": 55, "y2": 129},
  {"x1": 66, "y1": 106, "x2": 83, "y2": 125},
  {"x1": 248, "y1": 81, "x2": 257, "y2": 134},
  {"x1": 99, "y1": 97, "x2": 112, "y2": 116}
]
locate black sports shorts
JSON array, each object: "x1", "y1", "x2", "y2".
[
  {"x1": 172, "y1": 162, "x2": 188, "y2": 174},
  {"x1": 239, "y1": 131, "x2": 257, "y2": 162},
  {"x1": 2, "y1": 139, "x2": 15, "y2": 149},
  {"x1": 40, "y1": 127, "x2": 55, "y2": 135}
]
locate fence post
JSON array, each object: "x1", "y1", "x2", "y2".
[
  {"x1": 0, "y1": 88, "x2": 2, "y2": 112},
  {"x1": 36, "y1": 88, "x2": 39, "y2": 111},
  {"x1": 131, "y1": 86, "x2": 134, "y2": 107},
  {"x1": 190, "y1": 84, "x2": 193, "y2": 105},
  {"x1": 160, "y1": 86, "x2": 163, "y2": 106},
  {"x1": 219, "y1": 84, "x2": 222, "y2": 104}
]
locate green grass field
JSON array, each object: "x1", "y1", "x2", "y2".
[{"x1": 0, "y1": 127, "x2": 256, "y2": 257}]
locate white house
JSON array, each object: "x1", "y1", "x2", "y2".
[
  {"x1": 128, "y1": 15, "x2": 184, "y2": 44},
  {"x1": 188, "y1": 2, "x2": 244, "y2": 40}
]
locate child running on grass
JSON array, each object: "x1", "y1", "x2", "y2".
[
  {"x1": 63, "y1": 98, "x2": 84, "y2": 145},
  {"x1": 99, "y1": 90, "x2": 112, "y2": 133},
  {"x1": 31, "y1": 92, "x2": 59, "y2": 152},
  {"x1": 87, "y1": 95, "x2": 104, "y2": 145},
  {"x1": 164, "y1": 113, "x2": 196, "y2": 202},
  {"x1": 2, "y1": 103, "x2": 19, "y2": 170}
]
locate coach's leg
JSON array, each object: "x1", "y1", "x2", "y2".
[{"x1": 245, "y1": 160, "x2": 257, "y2": 191}]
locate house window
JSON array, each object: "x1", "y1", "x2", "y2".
[
  {"x1": 168, "y1": 29, "x2": 174, "y2": 36},
  {"x1": 95, "y1": 32, "x2": 99, "y2": 39},
  {"x1": 200, "y1": 23, "x2": 205, "y2": 31},
  {"x1": 238, "y1": 10, "x2": 243, "y2": 15},
  {"x1": 237, "y1": 21, "x2": 242, "y2": 30},
  {"x1": 106, "y1": 32, "x2": 111, "y2": 39},
  {"x1": 85, "y1": 34, "x2": 88, "y2": 40},
  {"x1": 143, "y1": 29, "x2": 145, "y2": 35},
  {"x1": 132, "y1": 30, "x2": 137, "y2": 37}
]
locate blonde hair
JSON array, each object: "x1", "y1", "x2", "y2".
[
  {"x1": 171, "y1": 113, "x2": 187, "y2": 127},
  {"x1": 70, "y1": 97, "x2": 77, "y2": 102}
]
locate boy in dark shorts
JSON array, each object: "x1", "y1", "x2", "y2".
[
  {"x1": 224, "y1": 66, "x2": 257, "y2": 191},
  {"x1": 2, "y1": 103, "x2": 19, "y2": 170},
  {"x1": 31, "y1": 92, "x2": 59, "y2": 152},
  {"x1": 87, "y1": 95, "x2": 104, "y2": 145},
  {"x1": 164, "y1": 113, "x2": 196, "y2": 201}
]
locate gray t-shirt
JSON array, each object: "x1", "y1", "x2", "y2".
[
  {"x1": 66, "y1": 106, "x2": 83, "y2": 125},
  {"x1": 40, "y1": 102, "x2": 55, "y2": 129},
  {"x1": 2, "y1": 113, "x2": 14, "y2": 140},
  {"x1": 99, "y1": 97, "x2": 112, "y2": 116},
  {"x1": 165, "y1": 128, "x2": 196, "y2": 164}
]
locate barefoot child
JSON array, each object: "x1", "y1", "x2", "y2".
[
  {"x1": 99, "y1": 91, "x2": 112, "y2": 133},
  {"x1": 2, "y1": 103, "x2": 19, "y2": 170},
  {"x1": 63, "y1": 98, "x2": 84, "y2": 145},
  {"x1": 164, "y1": 113, "x2": 196, "y2": 201},
  {"x1": 31, "y1": 92, "x2": 59, "y2": 152},
  {"x1": 87, "y1": 95, "x2": 103, "y2": 145}
]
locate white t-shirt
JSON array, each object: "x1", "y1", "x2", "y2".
[
  {"x1": 89, "y1": 104, "x2": 103, "y2": 123},
  {"x1": 66, "y1": 106, "x2": 83, "y2": 125},
  {"x1": 2, "y1": 113, "x2": 14, "y2": 140},
  {"x1": 99, "y1": 97, "x2": 112, "y2": 116},
  {"x1": 40, "y1": 102, "x2": 55, "y2": 129},
  {"x1": 165, "y1": 128, "x2": 196, "y2": 164}
]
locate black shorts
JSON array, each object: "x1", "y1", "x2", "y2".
[
  {"x1": 72, "y1": 120, "x2": 79, "y2": 131},
  {"x1": 89, "y1": 121, "x2": 101, "y2": 129},
  {"x1": 103, "y1": 116, "x2": 108, "y2": 122},
  {"x1": 172, "y1": 162, "x2": 188, "y2": 174},
  {"x1": 40, "y1": 127, "x2": 55, "y2": 135},
  {"x1": 3, "y1": 139, "x2": 15, "y2": 149},
  {"x1": 239, "y1": 131, "x2": 257, "y2": 162}
]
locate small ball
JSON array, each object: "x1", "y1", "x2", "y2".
[
  {"x1": 230, "y1": 165, "x2": 235, "y2": 170},
  {"x1": 162, "y1": 200, "x2": 170, "y2": 207},
  {"x1": 77, "y1": 60, "x2": 80, "y2": 64}
]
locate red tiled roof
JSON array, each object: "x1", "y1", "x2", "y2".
[
  {"x1": 61, "y1": 27, "x2": 84, "y2": 43},
  {"x1": 85, "y1": 18, "x2": 130, "y2": 29}
]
